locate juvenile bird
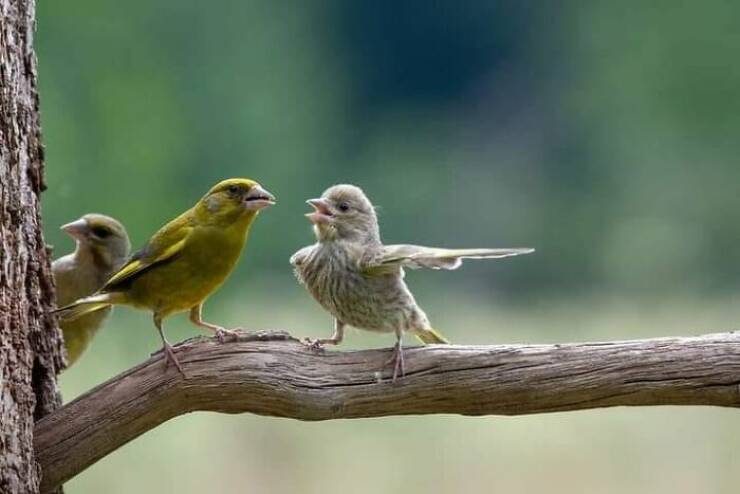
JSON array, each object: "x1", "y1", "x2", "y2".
[
  {"x1": 52, "y1": 214, "x2": 131, "y2": 367},
  {"x1": 56, "y1": 178, "x2": 275, "y2": 374},
  {"x1": 291, "y1": 184, "x2": 533, "y2": 381}
]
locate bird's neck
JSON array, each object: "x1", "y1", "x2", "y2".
[
  {"x1": 317, "y1": 232, "x2": 382, "y2": 251},
  {"x1": 314, "y1": 223, "x2": 381, "y2": 246},
  {"x1": 73, "y1": 243, "x2": 115, "y2": 281},
  {"x1": 194, "y1": 203, "x2": 258, "y2": 229}
]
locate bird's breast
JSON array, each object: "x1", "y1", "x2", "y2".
[
  {"x1": 127, "y1": 224, "x2": 249, "y2": 315},
  {"x1": 297, "y1": 244, "x2": 416, "y2": 333}
]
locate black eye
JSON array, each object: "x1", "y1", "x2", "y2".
[
  {"x1": 228, "y1": 185, "x2": 241, "y2": 196},
  {"x1": 92, "y1": 227, "x2": 111, "y2": 239},
  {"x1": 337, "y1": 201, "x2": 350, "y2": 212}
]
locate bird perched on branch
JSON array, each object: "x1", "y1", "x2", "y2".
[
  {"x1": 53, "y1": 214, "x2": 131, "y2": 368},
  {"x1": 291, "y1": 184, "x2": 533, "y2": 381},
  {"x1": 56, "y1": 178, "x2": 276, "y2": 374}
]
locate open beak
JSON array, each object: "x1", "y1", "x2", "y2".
[
  {"x1": 244, "y1": 184, "x2": 276, "y2": 210},
  {"x1": 306, "y1": 198, "x2": 333, "y2": 224},
  {"x1": 60, "y1": 218, "x2": 88, "y2": 241}
]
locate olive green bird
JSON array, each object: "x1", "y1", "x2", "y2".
[
  {"x1": 291, "y1": 184, "x2": 533, "y2": 381},
  {"x1": 56, "y1": 178, "x2": 275, "y2": 374},
  {"x1": 52, "y1": 214, "x2": 131, "y2": 368}
]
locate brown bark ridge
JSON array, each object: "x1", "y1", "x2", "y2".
[
  {"x1": 35, "y1": 330, "x2": 740, "y2": 492},
  {"x1": 1, "y1": 0, "x2": 64, "y2": 492}
]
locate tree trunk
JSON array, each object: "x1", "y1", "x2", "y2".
[{"x1": 1, "y1": 0, "x2": 64, "y2": 493}]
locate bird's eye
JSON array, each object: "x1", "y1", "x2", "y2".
[
  {"x1": 228, "y1": 185, "x2": 240, "y2": 196},
  {"x1": 92, "y1": 227, "x2": 111, "y2": 239},
  {"x1": 337, "y1": 201, "x2": 350, "y2": 213}
]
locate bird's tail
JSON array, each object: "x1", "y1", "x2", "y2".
[
  {"x1": 54, "y1": 292, "x2": 119, "y2": 322},
  {"x1": 415, "y1": 327, "x2": 450, "y2": 345}
]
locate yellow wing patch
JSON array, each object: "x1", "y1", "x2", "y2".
[{"x1": 101, "y1": 234, "x2": 189, "y2": 291}]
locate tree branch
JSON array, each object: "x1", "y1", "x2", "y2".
[{"x1": 35, "y1": 330, "x2": 740, "y2": 492}]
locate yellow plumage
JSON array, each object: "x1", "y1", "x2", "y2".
[
  {"x1": 414, "y1": 328, "x2": 450, "y2": 345},
  {"x1": 56, "y1": 178, "x2": 275, "y2": 374}
]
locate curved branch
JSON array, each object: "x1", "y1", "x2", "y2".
[{"x1": 36, "y1": 331, "x2": 740, "y2": 492}]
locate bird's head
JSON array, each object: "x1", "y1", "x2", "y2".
[
  {"x1": 197, "y1": 178, "x2": 276, "y2": 226},
  {"x1": 306, "y1": 184, "x2": 380, "y2": 243},
  {"x1": 61, "y1": 214, "x2": 131, "y2": 268}
]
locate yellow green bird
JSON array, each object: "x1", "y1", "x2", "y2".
[
  {"x1": 56, "y1": 178, "x2": 275, "y2": 374},
  {"x1": 52, "y1": 214, "x2": 131, "y2": 367}
]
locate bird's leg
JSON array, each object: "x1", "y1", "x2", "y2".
[
  {"x1": 304, "y1": 319, "x2": 345, "y2": 350},
  {"x1": 189, "y1": 304, "x2": 238, "y2": 343},
  {"x1": 383, "y1": 330, "x2": 405, "y2": 382},
  {"x1": 154, "y1": 314, "x2": 185, "y2": 377}
]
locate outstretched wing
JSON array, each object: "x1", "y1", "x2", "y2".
[
  {"x1": 101, "y1": 213, "x2": 193, "y2": 291},
  {"x1": 362, "y1": 245, "x2": 534, "y2": 276}
]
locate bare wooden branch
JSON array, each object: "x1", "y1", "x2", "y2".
[{"x1": 35, "y1": 330, "x2": 740, "y2": 492}]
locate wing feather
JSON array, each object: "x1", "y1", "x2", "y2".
[
  {"x1": 101, "y1": 214, "x2": 193, "y2": 291},
  {"x1": 362, "y1": 245, "x2": 534, "y2": 275}
]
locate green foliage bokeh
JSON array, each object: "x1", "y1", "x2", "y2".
[{"x1": 36, "y1": 2, "x2": 740, "y2": 493}]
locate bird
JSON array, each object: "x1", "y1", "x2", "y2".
[
  {"x1": 290, "y1": 184, "x2": 533, "y2": 381},
  {"x1": 52, "y1": 214, "x2": 131, "y2": 368},
  {"x1": 55, "y1": 178, "x2": 276, "y2": 375}
]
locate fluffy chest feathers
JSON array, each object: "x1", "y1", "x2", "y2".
[
  {"x1": 293, "y1": 242, "x2": 423, "y2": 333},
  {"x1": 295, "y1": 242, "x2": 361, "y2": 306}
]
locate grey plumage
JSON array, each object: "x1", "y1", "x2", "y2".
[
  {"x1": 291, "y1": 184, "x2": 533, "y2": 381},
  {"x1": 52, "y1": 214, "x2": 130, "y2": 367}
]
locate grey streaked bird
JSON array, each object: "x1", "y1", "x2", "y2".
[
  {"x1": 52, "y1": 214, "x2": 131, "y2": 367},
  {"x1": 290, "y1": 184, "x2": 534, "y2": 381}
]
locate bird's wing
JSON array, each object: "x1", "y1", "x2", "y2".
[
  {"x1": 101, "y1": 213, "x2": 193, "y2": 291},
  {"x1": 362, "y1": 244, "x2": 534, "y2": 275},
  {"x1": 289, "y1": 245, "x2": 314, "y2": 267}
]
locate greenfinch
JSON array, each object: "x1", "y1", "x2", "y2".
[
  {"x1": 291, "y1": 184, "x2": 533, "y2": 381},
  {"x1": 52, "y1": 214, "x2": 131, "y2": 367},
  {"x1": 56, "y1": 178, "x2": 275, "y2": 374}
]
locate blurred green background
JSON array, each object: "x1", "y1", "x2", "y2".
[{"x1": 37, "y1": 1, "x2": 740, "y2": 492}]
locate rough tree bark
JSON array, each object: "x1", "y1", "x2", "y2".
[
  {"x1": 0, "y1": 1, "x2": 64, "y2": 493},
  {"x1": 34, "y1": 330, "x2": 740, "y2": 492}
]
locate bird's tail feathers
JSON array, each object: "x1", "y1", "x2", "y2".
[
  {"x1": 415, "y1": 327, "x2": 450, "y2": 345},
  {"x1": 54, "y1": 292, "x2": 119, "y2": 322}
]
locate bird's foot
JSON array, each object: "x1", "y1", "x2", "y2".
[
  {"x1": 214, "y1": 327, "x2": 240, "y2": 343},
  {"x1": 161, "y1": 342, "x2": 186, "y2": 377},
  {"x1": 302, "y1": 336, "x2": 342, "y2": 351},
  {"x1": 383, "y1": 342, "x2": 405, "y2": 383},
  {"x1": 302, "y1": 337, "x2": 325, "y2": 351}
]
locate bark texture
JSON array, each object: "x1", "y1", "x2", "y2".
[
  {"x1": 35, "y1": 330, "x2": 740, "y2": 492},
  {"x1": 1, "y1": 0, "x2": 64, "y2": 492}
]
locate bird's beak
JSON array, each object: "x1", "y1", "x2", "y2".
[
  {"x1": 60, "y1": 218, "x2": 88, "y2": 241},
  {"x1": 306, "y1": 198, "x2": 333, "y2": 224},
  {"x1": 244, "y1": 185, "x2": 276, "y2": 211}
]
